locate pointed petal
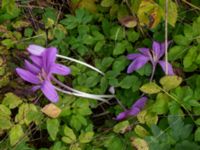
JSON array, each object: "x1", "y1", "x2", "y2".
[
  {"x1": 41, "y1": 80, "x2": 59, "y2": 102},
  {"x1": 158, "y1": 60, "x2": 174, "y2": 75},
  {"x1": 24, "y1": 60, "x2": 40, "y2": 74},
  {"x1": 32, "y1": 85, "x2": 41, "y2": 92},
  {"x1": 16, "y1": 68, "x2": 40, "y2": 84},
  {"x1": 29, "y1": 55, "x2": 42, "y2": 67},
  {"x1": 127, "y1": 53, "x2": 143, "y2": 60},
  {"x1": 115, "y1": 111, "x2": 128, "y2": 121},
  {"x1": 138, "y1": 48, "x2": 150, "y2": 56},
  {"x1": 27, "y1": 44, "x2": 45, "y2": 56},
  {"x1": 42, "y1": 47, "x2": 57, "y2": 73},
  {"x1": 131, "y1": 97, "x2": 147, "y2": 109},
  {"x1": 127, "y1": 56, "x2": 150, "y2": 74},
  {"x1": 159, "y1": 41, "x2": 172, "y2": 59},
  {"x1": 128, "y1": 107, "x2": 140, "y2": 116},
  {"x1": 152, "y1": 41, "x2": 161, "y2": 59},
  {"x1": 52, "y1": 64, "x2": 71, "y2": 75}
]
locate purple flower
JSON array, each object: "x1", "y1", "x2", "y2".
[
  {"x1": 116, "y1": 97, "x2": 147, "y2": 121},
  {"x1": 16, "y1": 46, "x2": 71, "y2": 102},
  {"x1": 127, "y1": 41, "x2": 174, "y2": 75}
]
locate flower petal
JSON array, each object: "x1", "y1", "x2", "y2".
[
  {"x1": 24, "y1": 60, "x2": 40, "y2": 74},
  {"x1": 128, "y1": 107, "x2": 140, "y2": 116},
  {"x1": 27, "y1": 44, "x2": 45, "y2": 56},
  {"x1": 152, "y1": 41, "x2": 161, "y2": 59},
  {"x1": 127, "y1": 56, "x2": 150, "y2": 74},
  {"x1": 16, "y1": 68, "x2": 40, "y2": 84},
  {"x1": 29, "y1": 55, "x2": 42, "y2": 67},
  {"x1": 52, "y1": 64, "x2": 71, "y2": 75},
  {"x1": 41, "y1": 80, "x2": 59, "y2": 102},
  {"x1": 32, "y1": 85, "x2": 41, "y2": 92},
  {"x1": 138, "y1": 48, "x2": 150, "y2": 56},
  {"x1": 127, "y1": 53, "x2": 143, "y2": 60},
  {"x1": 42, "y1": 47, "x2": 57, "y2": 73},
  {"x1": 158, "y1": 60, "x2": 174, "y2": 75},
  {"x1": 131, "y1": 97, "x2": 147, "y2": 109},
  {"x1": 115, "y1": 111, "x2": 128, "y2": 121}
]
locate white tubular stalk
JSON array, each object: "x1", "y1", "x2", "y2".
[
  {"x1": 57, "y1": 54, "x2": 104, "y2": 75},
  {"x1": 52, "y1": 77, "x2": 115, "y2": 99},
  {"x1": 54, "y1": 86, "x2": 110, "y2": 104}
]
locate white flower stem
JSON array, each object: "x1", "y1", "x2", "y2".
[
  {"x1": 56, "y1": 54, "x2": 104, "y2": 75},
  {"x1": 52, "y1": 77, "x2": 114, "y2": 99},
  {"x1": 54, "y1": 86, "x2": 111, "y2": 104}
]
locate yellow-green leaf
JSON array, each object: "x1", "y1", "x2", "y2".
[
  {"x1": 140, "y1": 82, "x2": 161, "y2": 94},
  {"x1": 9, "y1": 125, "x2": 24, "y2": 146},
  {"x1": 134, "y1": 125, "x2": 149, "y2": 138},
  {"x1": 159, "y1": 75, "x2": 182, "y2": 91},
  {"x1": 113, "y1": 120, "x2": 130, "y2": 134},
  {"x1": 2, "y1": 92, "x2": 22, "y2": 109},
  {"x1": 131, "y1": 138, "x2": 149, "y2": 150}
]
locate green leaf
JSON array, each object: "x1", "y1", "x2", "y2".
[
  {"x1": 113, "y1": 121, "x2": 130, "y2": 134},
  {"x1": 159, "y1": 75, "x2": 182, "y2": 91},
  {"x1": 63, "y1": 125, "x2": 76, "y2": 143},
  {"x1": 183, "y1": 46, "x2": 198, "y2": 69},
  {"x1": 127, "y1": 30, "x2": 140, "y2": 43},
  {"x1": 131, "y1": 138, "x2": 149, "y2": 150},
  {"x1": 79, "y1": 131, "x2": 94, "y2": 143},
  {"x1": 101, "y1": 0, "x2": 114, "y2": 7},
  {"x1": 2, "y1": 92, "x2": 22, "y2": 109},
  {"x1": 119, "y1": 75, "x2": 138, "y2": 89},
  {"x1": 152, "y1": 93, "x2": 169, "y2": 114},
  {"x1": 168, "y1": 46, "x2": 187, "y2": 61},
  {"x1": 134, "y1": 125, "x2": 149, "y2": 138},
  {"x1": 145, "y1": 112, "x2": 158, "y2": 127},
  {"x1": 195, "y1": 128, "x2": 200, "y2": 141},
  {"x1": 113, "y1": 41, "x2": 129, "y2": 56},
  {"x1": 47, "y1": 118, "x2": 59, "y2": 141},
  {"x1": 140, "y1": 82, "x2": 161, "y2": 94},
  {"x1": 173, "y1": 35, "x2": 192, "y2": 46},
  {"x1": 9, "y1": 125, "x2": 24, "y2": 146},
  {"x1": 0, "y1": 104, "x2": 11, "y2": 116}
]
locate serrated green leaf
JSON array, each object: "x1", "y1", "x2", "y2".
[
  {"x1": 9, "y1": 125, "x2": 24, "y2": 146},
  {"x1": 79, "y1": 131, "x2": 94, "y2": 143},
  {"x1": 47, "y1": 118, "x2": 59, "y2": 141},
  {"x1": 2, "y1": 92, "x2": 22, "y2": 109},
  {"x1": 159, "y1": 75, "x2": 182, "y2": 91},
  {"x1": 140, "y1": 82, "x2": 161, "y2": 94}
]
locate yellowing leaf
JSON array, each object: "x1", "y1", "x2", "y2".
[
  {"x1": 113, "y1": 121, "x2": 130, "y2": 134},
  {"x1": 2, "y1": 92, "x2": 22, "y2": 109},
  {"x1": 159, "y1": 75, "x2": 182, "y2": 91},
  {"x1": 140, "y1": 82, "x2": 161, "y2": 94},
  {"x1": 137, "y1": 0, "x2": 162, "y2": 29},
  {"x1": 131, "y1": 138, "x2": 149, "y2": 150},
  {"x1": 159, "y1": 0, "x2": 178, "y2": 27},
  {"x1": 41, "y1": 103, "x2": 61, "y2": 118}
]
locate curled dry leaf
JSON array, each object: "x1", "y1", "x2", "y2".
[
  {"x1": 41, "y1": 103, "x2": 61, "y2": 118},
  {"x1": 119, "y1": 16, "x2": 137, "y2": 28}
]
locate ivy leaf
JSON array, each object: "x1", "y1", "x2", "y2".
[
  {"x1": 79, "y1": 131, "x2": 94, "y2": 143},
  {"x1": 159, "y1": 75, "x2": 182, "y2": 91},
  {"x1": 2, "y1": 92, "x2": 22, "y2": 109},
  {"x1": 47, "y1": 118, "x2": 59, "y2": 141},
  {"x1": 9, "y1": 125, "x2": 24, "y2": 146},
  {"x1": 140, "y1": 82, "x2": 161, "y2": 94}
]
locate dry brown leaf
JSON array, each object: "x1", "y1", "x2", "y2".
[{"x1": 41, "y1": 103, "x2": 61, "y2": 118}]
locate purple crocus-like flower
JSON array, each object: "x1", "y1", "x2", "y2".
[
  {"x1": 116, "y1": 97, "x2": 147, "y2": 121},
  {"x1": 16, "y1": 46, "x2": 71, "y2": 102},
  {"x1": 127, "y1": 41, "x2": 174, "y2": 75}
]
